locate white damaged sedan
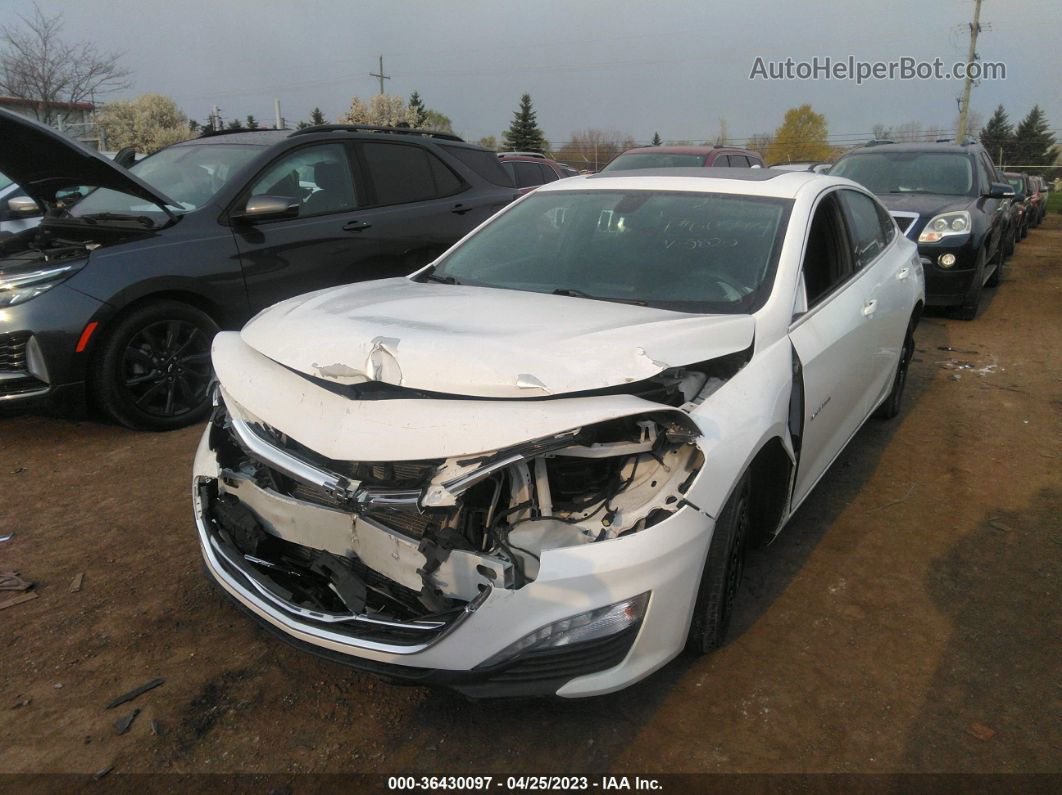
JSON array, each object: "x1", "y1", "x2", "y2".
[{"x1": 192, "y1": 168, "x2": 924, "y2": 697}]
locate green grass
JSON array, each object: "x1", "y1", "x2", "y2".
[{"x1": 1046, "y1": 189, "x2": 1062, "y2": 215}]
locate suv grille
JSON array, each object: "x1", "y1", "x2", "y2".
[{"x1": 0, "y1": 332, "x2": 30, "y2": 372}]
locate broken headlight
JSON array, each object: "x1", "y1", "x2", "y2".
[{"x1": 479, "y1": 592, "x2": 649, "y2": 667}]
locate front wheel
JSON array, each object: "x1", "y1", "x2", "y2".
[
  {"x1": 686, "y1": 472, "x2": 751, "y2": 654},
  {"x1": 92, "y1": 301, "x2": 219, "y2": 430}
]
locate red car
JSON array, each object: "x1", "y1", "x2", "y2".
[
  {"x1": 602, "y1": 145, "x2": 764, "y2": 172},
  {"x1": 497, "y1": 152, "x2": 577, "y2": 195}
]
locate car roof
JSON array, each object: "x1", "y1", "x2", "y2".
[
  {"x1": 620, "y1": 145, "x2": 754, "y2": 156},
  {"x1": 843, "y1": 142, "x2": 979, "y2": 155},
  {"x1": 173, "y1": 130, "x2": 288, "y2": 147},
  {"x1": 536, "y1": 167, "x2": 850, "y2": 199}
]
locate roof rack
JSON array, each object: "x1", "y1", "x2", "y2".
[
  {"x1": 497, "y1": 151, "x2": 546, "y2": 159},
  {"x1": 289, "y1": 124, "x2": 464, "y2": 142},
  {"x1": 864, "y1": 139, "x2": 895, "y2": 147},
  {"x1": 197, "y1": 127, "x2": 288, "y2": 138}
]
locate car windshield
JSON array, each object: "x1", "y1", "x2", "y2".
[
  {"x1": 830, "y1": 151, "x2": 975, "y2": 196},
  {"x1": 604, "y1": 152, "x2": 708, "y2": 171},
  {"x1": 429, "y1": 190, "x2": 792, "y2": 314},
  {"x1": 70, "y1": 143, "x2": 263, "y2": 222},
  {"x1": 0, "y1": 171, "x2": 12, "y2": 192},
  {"x1": 1007, "y1": 177, "x2": 1024, "y2": 193}
]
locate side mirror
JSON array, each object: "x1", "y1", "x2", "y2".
[
  {"x1": 7, "y1": 196, "x2": 41, "y2": 215},
  {"x1": 232, "y1": 195, "x2": 299, "y2": 222},
  {"x1": 987, "y1": 182, "x2": 1014, "y2": 199}
]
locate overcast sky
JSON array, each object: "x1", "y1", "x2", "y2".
[{"x1": 4, "y1": 0, "x2": 1058, "y2": 146}]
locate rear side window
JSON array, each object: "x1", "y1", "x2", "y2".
[
  {"x1": 748, "y1": 155, "x2": 764, "y2": 167},
  {"x1": 512, "y1": 161, "x2": 545, "y2": 188},
  {"x1": 440, "y1": 144, "x2": 514, "y2": 187},
  {"x1": 729, "y1": 154, "x2": 751, "y2": 167},
  {"x1": 361, "y1": 142, "x2": 461, "y2": 205},
  {"x1": 538, "y1": 163, "x2": 559, "y2": 183},
  {"x1": 840, "y1": 189, "x2": 888, "y2": 268}
]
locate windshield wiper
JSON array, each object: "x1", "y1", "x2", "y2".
[
  {"x1": 422, "y1": 273, "x2": 461, "y2": 285},
  {"x1": 75, "y1": 212, "x2": 157, "y2": 228},
  {"x1": 552, "y1": 288, "x2": 648, "y2": 306}
]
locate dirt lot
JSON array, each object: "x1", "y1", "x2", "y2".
[{"x1": 2, "y1": 217, "x2": 1059, "y2": 780}]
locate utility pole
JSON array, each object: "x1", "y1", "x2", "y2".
[
  {"x1": 212, "y1": 105, "x2": 222, "y2": 131},
  {"x1": 956, "y1": 0, "x2": 983, "y2": 142},
  {"x1": 274, "y1": 98, "x2": 283, "y2": 130},
  {"x1": 370, "y1": 55, "x2": 390, "y2": 96}
]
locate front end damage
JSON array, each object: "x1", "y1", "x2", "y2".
[{"x1": 193, "y1": 333, "x2": 745, "y2": 696}]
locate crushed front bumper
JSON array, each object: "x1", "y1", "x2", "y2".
[{"x1": 192, "y1": 407, "x2": 714, "y2": 697}]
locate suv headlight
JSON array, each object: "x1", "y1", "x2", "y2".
[
  {"x1": 0, "y1": 264, "x2": 79, "y2": 307},
  {"x1": 479, "y1": 592, "x2": 649, "y2": 668},
  {"x1": 918, "y1": 211, "x2": 971, "y2": 243}
]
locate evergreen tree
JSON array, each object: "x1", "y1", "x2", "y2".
[
  {"x1": 502, "y1": 93, "x2": 547, "y2": 153},
  {"x1": 226, "y1": 117, "x2": 243, "y2": 130},
  {"x1": 1012, "y1": 105, "x2": 1057, "y2": 167},
  {"x1": 245, "y1": 114, "x2": 258, "y2": 129},
  {"x1": 188, "y1": 118, "x2": 200, "y2": 133},
  {"x1": 407, "y1": 91, "x2": 427, "y2": 128},
  {"x1": 979, "y1": 105, "x2": 1014, "y2": 166},
  {"x1": 310, "y1": 107, "x2": 326, "y2": 126},
  {"x1": 651, "y1": 131, "x2": 662, "y2": 146}
]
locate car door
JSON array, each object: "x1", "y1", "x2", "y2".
[
  {"x1": 788, "y1": 190, "x2": 879, "y2": 507},
  {"x1": 232, "y1": 141, "x2": 367, "y2": 312},
  {"x1": 837, "y1": 188, "x2": 910, "y2": 411},
  {"x1": 342, "y1": 140, "x2": 492, "y2": 275}
]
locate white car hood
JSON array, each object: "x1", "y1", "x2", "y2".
[{"x1": 241, "y1": 278, "x2": 756, "y2": 399}]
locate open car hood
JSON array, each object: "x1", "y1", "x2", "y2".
[
  {"x1": 0, "y1": 108, "x2": 174, "y2": 208},
  {"x1": 240, "y1": 278, "x2": 756, "y2": 399}
]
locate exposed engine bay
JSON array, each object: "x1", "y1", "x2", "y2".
[
  {"x1": 200, "y1": 373, "x2": 713, "y2": 632},
  {"x1": 0, "y1": 221, "x2": 148, "y2": 267}
]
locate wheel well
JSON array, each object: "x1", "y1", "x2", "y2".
[{"x1": 748, "y1": 437, "x2": 793, "y2": 547}]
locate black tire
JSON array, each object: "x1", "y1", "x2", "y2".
[
  {"x1": 92, "y1": 300, "x2": 219, "y2": 430},
  {"x1": 1004, "y1": 225, "x2": 1016, "y2": 258},
  {"x1": 985, "y1": 240, "x2": 1004, "y2": 287},
  {"x1": 953, "y1": 249, "x2": 985, "y2": 320},
  {"x1": 875, "y1": 315, "x2": 916, "y2": 420},
  {"x1": 686, "y1": 472, "x2": 751, "y2": 654}
]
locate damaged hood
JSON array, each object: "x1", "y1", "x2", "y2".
[
  {"x1": 240, "y1": 278, "x2": 756, "y2": 398},
  {"x1": 0, "y1": 108, "x2": 175, "y2": 208}
]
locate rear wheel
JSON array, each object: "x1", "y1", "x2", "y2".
[
  {"x1": 875, "y1": 315, "x2": 916, "y2": 419},
  {"x1": 92, "y1": 301, "x2": 218, "y2": 430},
  {"x1": 686, "y1": 472, "x2": 751, "y2": 654}
]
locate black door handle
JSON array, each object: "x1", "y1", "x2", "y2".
[
  {"x1": 343, "y1": 220, "x2": 372, "y2": 231},
  {"x1": 451, "y1": 203, "x2": 473, "y2": 215}
]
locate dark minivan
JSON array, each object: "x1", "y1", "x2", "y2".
[{"x1": 0, "y1": 111, "x2": 515, "y2": 429}]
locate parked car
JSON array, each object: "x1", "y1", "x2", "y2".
[
  {"x1": 0, "y1": 171, "x2": 44, "y2": 237},
  {"x1": 1027, "y1": 175, "x2": 1047, "y2": 227},
  {"x1": 1003, "y1": 172, "x2": 1033, "y2": 241},
  {"x1": 496, "y1": 152, "x2": 574, "y2": 194},
  {"x1": 601, "y1": 145, "x2": 764, "y2": 172},
  {"x1": 193, "y1": 168, "x2": 924, "y2": 697},
  {"x1": 769, "y1": 161, "x2": 831, "y2": 173},
  {"x1": 0, "y1": 111, "x2": 516, "y2": 428},
  {"x1": 830, "y1": 141, "x2": 1013, "y2": 319}
]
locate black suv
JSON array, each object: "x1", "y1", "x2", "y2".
[
  {"x1": 0, "y1": 111, "x2": 516, "y2": 428},
  {"x1": 830, "y1": 142, "x2": 1013, "y2": 319}
]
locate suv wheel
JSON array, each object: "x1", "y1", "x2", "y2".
[
  {"x1": 92, "y1": 301, "x2": 218, "y2": 430},
  {"x1": 954, "y1": 250, "x2": 986, "y2": 321}
]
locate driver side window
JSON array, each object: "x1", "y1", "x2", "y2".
[{"x1": 248, "y1": 144, "x2": 357, "y2": 217}]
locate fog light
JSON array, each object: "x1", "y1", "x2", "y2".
[
  {"x1": 480, "y1": 592, "x2": 650, "y2": 668},
  {"x1": 939, "y1": 253, "x2": 957, "y2": 268}
]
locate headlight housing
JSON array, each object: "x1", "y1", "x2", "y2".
[
  {"x1": 918, "y1": 211, "x2": 971, "y2": 243},
  {"x1": 0, "y1": 264, "x2": 79, "y2": 307},
  {"x1": 479, "y1": 592, "x2": 649, "y2": 668}
]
